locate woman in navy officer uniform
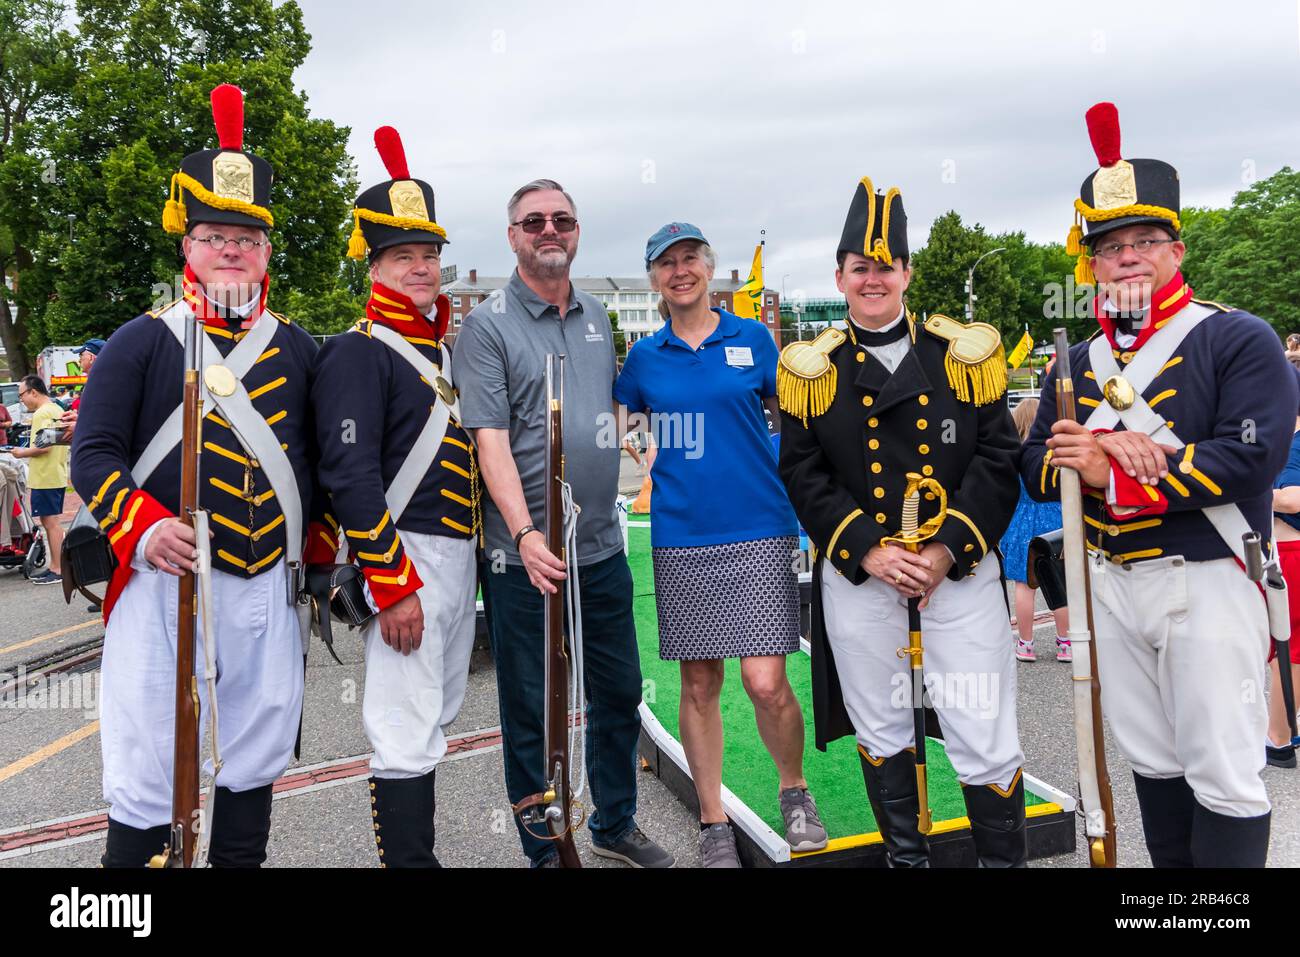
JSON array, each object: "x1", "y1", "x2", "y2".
[{"x1": 778, "y1": 177, "x2": 1026, "y2": 867}]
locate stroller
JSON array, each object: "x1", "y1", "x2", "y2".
[{"x1": 0, "y1": 453, "x2": 46, "y2": 578}]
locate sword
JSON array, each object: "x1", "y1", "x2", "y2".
[{"x1": 884, "y1": 472, "x2": 947, "y2": 836}]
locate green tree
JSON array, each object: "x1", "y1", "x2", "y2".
[
  {"x1": 1181, "y1": 168, "x2": 1300, "y2": 334},
  {"x1": 995, "y1": 230, "x2": 1090, "y2": 348},
  {"x1": 13, "y1": 0, "x2": 356, "y2": 365},
  {"x1": 608, "y1": 309, "x2": 626, "y2": 361},
  {"x1": 908, "y1": 211, "x2": 1018, "y2": 335},
  {"x1": 0, "y1": 0, "x2": 75, "y2": 378}
]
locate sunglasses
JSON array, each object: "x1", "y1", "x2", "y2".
[{"x1": 512, "y1": 213, "x2": 578, "y2": 234}]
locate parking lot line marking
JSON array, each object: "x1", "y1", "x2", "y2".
[
  {"x1": 0, "y1": 721, "x2": 100, "y2": 786},
  {"x1": 0, "y1": 619, "x2": 100, "y2": 658}
]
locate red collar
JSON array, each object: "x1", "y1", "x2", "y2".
[
  {"x1": 365, "y1": 282, "x2": 449, "y2": 341},
  {"x1": 1094, "y1": 272, "x2": 1192, "y2": 353},
  {"x1": 182, "y1": 264, "x2": 269, "y2": 328}
]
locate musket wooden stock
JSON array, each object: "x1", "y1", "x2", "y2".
[
  {"x1": 512, "y1": 354, "x2": 581, "y2": 867},
  {"x1": 1052, "y1": 328, "x2": 1117, "y2": 868},
  {"x1": 152, "y1": 318, "x2": 203, "y2": 868}
]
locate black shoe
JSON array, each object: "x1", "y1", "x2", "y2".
[
  {"x1": 206, "y1": 784, "x2": 274, "y2": 867},
  {"x1": 1266, "y1": 741, "x2": 1296, "y2": 769},
  {"x1": 1132, "y1": 773, "x2": 1195, "y2": 867},
  {"x1": 101, "y1": 818, "x2": 171, "y2": 868},
  {"x1": 1191, "y1": 804, "x2": 1270, "y2": 867},
  {"x1": 860, "y1": 748, "x2": 930, "y2": 868},
  {"x1": 370, "y1": 772, "x2": 440, "y2": 868},
  {"x1": 592, "y1": 826, "x2": 674, "y2": 868},
  {"x1": 961, "y1": 770, "x2": 1028, "y2": 868}
]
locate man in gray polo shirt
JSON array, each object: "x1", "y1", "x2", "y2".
[{"x1": 456, "y1": 178, "x2": 673, "y2": 868}]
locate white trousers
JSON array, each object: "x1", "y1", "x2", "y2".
[
  {"x1": 100, "y1": 559, "x2": 305, "y2": 829},
  {"x1": 821, "y1": 557, "x2": 1023, "y2": 788},
  {"x1": 363, "y1": 532, "x2": 477, "y2": 779},
  {"x1": 1090, "y1": 553, "x2": 1270, "y2": 817}
]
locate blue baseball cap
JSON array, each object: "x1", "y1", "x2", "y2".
[
  {"x1": 644, "y1": 222, "x2": 709, "y2": 268},
  {"x1": 77, "y1": 338, "x2": 107, "y2": 355}
]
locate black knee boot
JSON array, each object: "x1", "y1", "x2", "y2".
[
  {"x1": 370, "y1": 771, "x2": 440, "y2": 868},
  {"x1": 1132, "y1": 773, "x2": 1195, "y2": 867},
  {"x1": 101, "y1": 818, "x2": 171, "y2": 868},
  {"x1": 961, "y1": 770, "x2": 1028, "y2": 868},
  {"x1": 1191, "y1": 803, "x2": 1270, "y2": 867},
  {"x1": 206, "y1": 784, "x2": 274, "y2": 868},
  {"x1": 860, "y1": 748, "x2": 929, "y2": 868}
]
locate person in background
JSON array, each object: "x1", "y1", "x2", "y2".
[
  {"x1": 614, "y1": 222, "x2": 825, "y2": 867},
  {"x1": 1285, "y1": 333, "x2": 1300, "y2": 364},
  {"x1": 999, "y1": 397, "x2": 1069, "y2": 662},
  {"x1": 10, "y1": 375, "x2": 68, "y2": 584},
  {"x1": 1267, "y1": 368, "x2": 1300, "y2": 768}
]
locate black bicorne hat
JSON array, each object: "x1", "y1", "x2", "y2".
[
  {"x1": 163, "y1": 84, "x2": 274, "y2": 235},
  {"x1": 1067, "y1": 102, "x2": 1181, "y2": 283},
  {"x1": 838, "y1": 176, "x2": 908, "y2": 265},
  {"x1": 347, "y1": 127, "x2": 448, "y2": 260}
]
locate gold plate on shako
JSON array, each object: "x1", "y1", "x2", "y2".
[
  {"x1": 204, "y1": 364, "x2": 238, "y2": 397},
  {"x1": 1102, "y1": 374, "x2": 1135, "y2": 411},
  {"x1": 434, "y1": 376, "x2": 456, "y2": 406}
]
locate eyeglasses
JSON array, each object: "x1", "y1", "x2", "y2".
[
  {"x1": 511, "y1": 214, "x2": 578, "y2": 234},
  {"x1": 190, "y1": 234, "x2": 268, "y2": 252},
  {"x1": 1094, "y1": 238, "x2": 1176, "y2": 261}
]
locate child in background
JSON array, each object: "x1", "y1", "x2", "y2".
[{"x1": 1000, "y1": 398, "x2": 1070, "y2": 662}]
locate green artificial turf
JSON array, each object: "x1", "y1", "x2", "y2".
[{"x1": 625, "y1": 518, "x2": 1045, "y2": 843}]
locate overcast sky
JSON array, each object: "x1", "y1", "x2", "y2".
[{"x1": 294, "y1": 0, "x2": 1300, "y2": 298}]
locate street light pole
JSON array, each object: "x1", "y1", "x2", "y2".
[{"x1": 965, "y1": 246, "x2": 1007, "y2": 321}]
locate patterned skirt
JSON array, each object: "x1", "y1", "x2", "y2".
[
  {"x1": 999, "y1": 479, "x2": 1064, "y2": 583},
  {"x1": 652, "y1": 535, "x2": 801, "y2": 661}
]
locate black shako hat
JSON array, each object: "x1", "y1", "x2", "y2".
[
  {"x1": 348, "y1": 126, "x2": 448, "y2": 260},
  {"x1": 1067, "y1": 102, "x2": 1181, "y2": 283},
  {"x1": 163, "y1": 84, "x2": 274, "y2": 235}
]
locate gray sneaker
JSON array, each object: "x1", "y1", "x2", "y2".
[
  {"x1": 780, "y1": 786, "x2": 828, "y2": 852},
  {"x1": 591, "y1": 826, "x2": 674, "y2": 868},
  {"x1": 699, "y1": 822, "x2": 741, "y2": 868}
]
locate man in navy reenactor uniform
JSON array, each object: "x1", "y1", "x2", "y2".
[
  {"x1": 779, "y1": 177, "x2": 1027, "y2": 867},
  {"x1": 71, "y1": 85, "x2": 336, "y2": 867},
  {"x1": 1021, "y1": 103, "x2": 1298, "y2": 866},
  {"x1": 312, "y1": 127, "x2": 478, "y2": 867}
]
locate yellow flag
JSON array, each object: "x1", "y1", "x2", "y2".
[
  {"x1": 733, "y1": 244, "x2": 764, "y2": 319},
  {"x1": 1007, "y1": 331, "x2": 1033, "y2": 369}
]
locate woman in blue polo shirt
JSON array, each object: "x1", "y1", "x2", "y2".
[{"x1": 614, "y1": 223, "x2": 825, "y2": 867}]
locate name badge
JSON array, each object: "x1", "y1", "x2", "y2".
[{"x1": 725, "y1": 346, "x2": 754, "y2": 367}]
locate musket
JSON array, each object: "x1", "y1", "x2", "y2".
[
  {"x1": 1243, "y1": 532, "x2": 1298, "y2": 742},
  {"x1": 512, "y1": 354, "x2": 582, "y2": 868},
  {"x1": 1052, "y1": 327, "x2": 1118, "y2": 868},
  {"x1": 885, "y1": 472, "x2": 948, "y2": 837},
  {"x1": 149, "y1": 314, "x2": 204, "y2": 868}
]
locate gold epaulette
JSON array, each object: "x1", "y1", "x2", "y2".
[
  {"x1": 777, "y1": 328, "x2": 847, "y2": 426},
  {"x1": 922, "y1": 314, "x2": 1007, "y2": 406},
  {"x1": 352, "y1": 318, "x2": 374, "y2": 337},
  {"x1": 147, "y1": 297, "x2": 184, "y2": 319}
]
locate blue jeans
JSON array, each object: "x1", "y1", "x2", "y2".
[{"x1": 481, "y1": 551, "x2": 643, "y2": 864}]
